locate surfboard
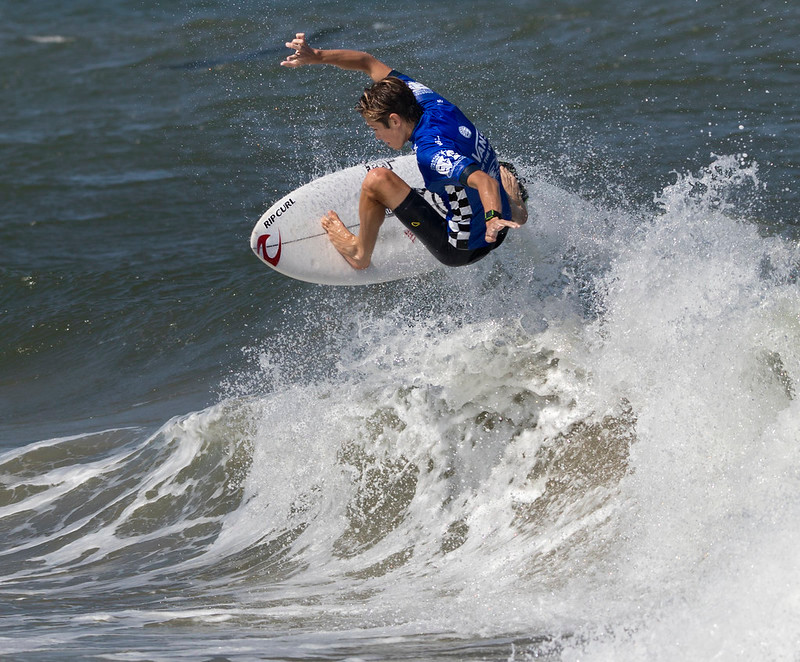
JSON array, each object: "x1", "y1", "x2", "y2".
[{"x1": 250, "y1": 154, "x2": 441, "y2": 286}]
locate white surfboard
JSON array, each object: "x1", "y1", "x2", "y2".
[{"x1": 250, "y1": 155, "x2": 441, "y2": 286}]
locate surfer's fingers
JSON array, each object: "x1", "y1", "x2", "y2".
[
  {"x1": 286, "y1": 33, "x2": 307, "y2": 50},
  {"x1": 487, "y1": 218, "x2": 520, "y2": 231},
  {"x1": 485, "y1": 218, "x2": 520, "y2": 242}
]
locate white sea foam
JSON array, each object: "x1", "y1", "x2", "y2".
[
  {"x1": 2, "y1": 157, "x2": 797, "y2": 659},
  {"x1": 26, "y1": 35, "x2": 74, "y2": 44},
  {"x1": 220, "y1": 156, "x2": 800, "y2": 656}
]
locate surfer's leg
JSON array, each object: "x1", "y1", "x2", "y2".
[
  {"x1": 321, "y1": 167, "x2": 410, "y2": 270},
  {"x1": 499, "y1": 162, "x2": 528, "y2": 225},
  {"x1": 391, "y1": 189, "x2": 493, "y2": 267}
]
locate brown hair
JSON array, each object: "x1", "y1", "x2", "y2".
[{"x1": 356, "y1": 76, "x2": 423, "y2": 127}]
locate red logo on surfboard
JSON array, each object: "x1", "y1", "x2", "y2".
[{"x1": 256, "y1": 232, "x2": 281, "y2": 266}]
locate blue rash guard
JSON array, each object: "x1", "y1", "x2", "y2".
[{"x1": 390, "y1": 70, "x2": 511, "y2": 251}]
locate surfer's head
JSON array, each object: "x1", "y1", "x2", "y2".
[{"x1": 356, "y1": 77, "x2": 422, "y2": 128}]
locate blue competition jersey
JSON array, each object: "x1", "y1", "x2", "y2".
[{"x1": 391, "y1": 70, "x2": 510, "y2": 250}]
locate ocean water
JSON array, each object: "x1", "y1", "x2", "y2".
[{"x1": 1, "y1": 0, "x2": 798, "y2": 660}]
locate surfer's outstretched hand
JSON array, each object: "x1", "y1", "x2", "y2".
[{"x1": 281, "y1": 33, "x2": 318, "y2": 68}]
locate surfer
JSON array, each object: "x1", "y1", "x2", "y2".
[{"x1": 281, "y1": 32, "x2": 528, "y2": 270}]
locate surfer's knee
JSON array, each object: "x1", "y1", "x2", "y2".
[
  {"x1": 361, "y1": 167, "x2": 393, "y2": 195},
  {"x1": 361, "y1": 167, "x2": 409, "y2": 208}
]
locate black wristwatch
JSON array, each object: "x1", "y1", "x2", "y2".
[{"x1": 485, "y1": 209, "x2": 503, "y2": 222}]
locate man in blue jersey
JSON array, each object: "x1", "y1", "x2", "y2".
[{"x1": 281, "y1": 32, "x2": 527, "y2": 270}]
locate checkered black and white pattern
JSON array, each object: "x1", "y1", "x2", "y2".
[
  {"x1": 444, "y1": 185, "x2": 473, "y2": 249},
  {"x1": 415, "y1": 187, "x2": 448, "y2": 217}
]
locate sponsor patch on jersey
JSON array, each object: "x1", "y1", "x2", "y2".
[{"x1": 431, "y1": 149, "x2": 463, "y2": 177}]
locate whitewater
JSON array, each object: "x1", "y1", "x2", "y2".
[{"x1": 2, "y1": 154, "x2": 798, "y2": 660}]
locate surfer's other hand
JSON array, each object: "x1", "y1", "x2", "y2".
[{"x1": 281, "y1": 32, "x2": 316, "y2": 68}]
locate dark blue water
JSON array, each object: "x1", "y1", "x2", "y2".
[{"x1": 1, "y1": 1, "x2": 798, "y2": 659}]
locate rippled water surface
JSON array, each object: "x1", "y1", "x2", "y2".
[{"x1": 1, "y1": 1, "x2": 798, "y2": 659}]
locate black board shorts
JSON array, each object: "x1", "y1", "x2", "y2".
[{"x1": 391, "y1": 189, "x2": 507, "y2": 267}]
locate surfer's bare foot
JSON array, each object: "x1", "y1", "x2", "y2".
[
  {"x1": 321, "y1": 211, "x2": 368, "y2": 269},
  {"x1": 500, "y1": 165, "x2": 528, "y2": 225}
]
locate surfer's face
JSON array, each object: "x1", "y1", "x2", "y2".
[{"x1": 366, "y1": 115, "x2": 410, "y2": 150}]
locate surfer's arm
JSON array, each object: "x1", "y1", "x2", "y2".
[
  {"x1": 281, "y1": 33, "x2": 391, "y2": 82},
  {"x1": 465, "y1": 169, "x2": 521, "y2": 243}
]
